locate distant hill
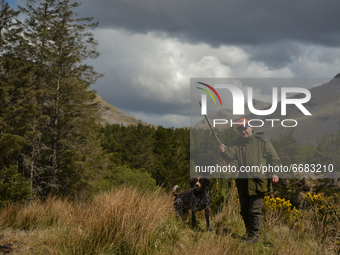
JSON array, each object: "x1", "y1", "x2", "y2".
[
  {"x1": 260, "y1": 76, "x2": 340, "y2": 144},
  {"x1": 94, "y1": 93, "x2": 149, "y2": 126},
  {"x1": 195, "y1": 75, "x2": 340, "y2": 144}
]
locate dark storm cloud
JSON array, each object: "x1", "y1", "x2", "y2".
[
  {"x1": 78, "y1": 0, "x2": 340, "y2": 48},
  {"x1": 245, "y1": 42, "x2": 304, "y2": 69},
  {"x1": 77, "y1": 0, "x2": 340, "y2": 127},
  {"x1": 96, "y1": 79, "x2": 190, "y2": 116},
  {"x1": 9, "y1": 0, "x2": 340, "y2": 128}
]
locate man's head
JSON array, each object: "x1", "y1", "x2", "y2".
[{"x1": 236, "y1": 118, "x2": 253, "y2": 138}]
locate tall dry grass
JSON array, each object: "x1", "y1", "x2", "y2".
[
  {"x1": 0, "y1": 185, "x2": 339, "y2": 254},
  {"x1": 59, "y1": 187, "x2": 174, "y2": 254},
  {"x1": 0, "y1": 187, "x2": 174, "y2": 254}
]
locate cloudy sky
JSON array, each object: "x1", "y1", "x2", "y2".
[{"x1": 7, "y1": 0, "x2": 340, "y2": 127}]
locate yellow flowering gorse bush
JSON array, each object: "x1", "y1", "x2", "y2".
[
  {"x1": 263, "y1": 196, "x2": 302, "y2": 224},
  {"x1": 305, "y1": 192, "x2": 323, "y2": 205},
  {"x1": 262, "y1": 193, "x2": 340, "y2": 253},
  {"x1": 305, "y1": 192, "x2": 340, "y2": 217},
  {"x1": 264, "y1": 196, "x2": 292, "y2": 211}
]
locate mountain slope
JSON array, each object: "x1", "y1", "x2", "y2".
[
  {"x1": 195, "y1": 76, "x2": 340, "y2": 144},
  {"x1": 260, "y1": 76, "x2": 340, "y2": 144},
  {"x1": 94, "y1": 93, "x2": 148, "y2": 126}
]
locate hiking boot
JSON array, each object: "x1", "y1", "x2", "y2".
[
  {"x1": 240, "y1": 233, "x2": 248, "y2": 240},
  {"x1": 242, "y1": 233, "x2": 259, "y2": 244},
  {"x1": 240, "y1": 225, "x2": 250, "y2": 240}
]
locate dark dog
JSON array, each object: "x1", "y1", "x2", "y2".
[{"x1": 173, "y1": 177, "x2": 211, "y2": 230}]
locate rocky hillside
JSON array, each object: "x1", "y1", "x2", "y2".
[
  {"x1": 94, "y1": 93, "x2": 148, "y2": 126},
  {"x1": 261, "y1": 76, "x2": 340, "y2": 144},
  {"x1": 195, "y1": 75, "x2": 340, "y2": 144}
]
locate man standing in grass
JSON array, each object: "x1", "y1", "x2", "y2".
[{"x1": 219, "y1": 118, "x2": 280, "y2": 243}]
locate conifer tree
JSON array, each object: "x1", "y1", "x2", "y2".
[
  {"x1": 0, "y1": 1, "x2": 30, "y2": 168},
  {"x1": 0, "y1": 0, "x2": 104, "y2": 198},
  {"x1": 19, "y1": 0, "x2": 103, "y2": 197},
  {"x1": 0, "y1": 0, "x2": 42, "y2": 194}
]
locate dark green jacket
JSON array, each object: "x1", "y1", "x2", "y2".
[{"x1": 221, "y1": 132, "x2": 281, "y2": 196}]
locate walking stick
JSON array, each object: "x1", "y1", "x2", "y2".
[{"x1": 199, "y1": 101, "x2": 223, "y2": 146}]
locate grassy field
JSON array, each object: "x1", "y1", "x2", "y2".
[{"x1": 0, "y1": 185, "x2": 339, "y2": 254}]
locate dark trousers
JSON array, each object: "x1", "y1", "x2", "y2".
[{"x1": 239, "y1": 195, "x2": 264, "y2": 237}]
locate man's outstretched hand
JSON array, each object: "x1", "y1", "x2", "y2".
[{"x1": 272, "y1": 175, "x2": 279, "y2": 183}]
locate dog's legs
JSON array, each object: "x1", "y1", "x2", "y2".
[
  {"x1": 205, "y1": 208, "x2": 211, "y2": 231},
  {"x1": 177, "y1": 209, "x2": 188, "y2": 228},
  {"x1": 180, "y1": 209, "x2": 189, "y2": 222},
  {"x1": 191, "y1": 209, "x2": 197, "y2": 228}
]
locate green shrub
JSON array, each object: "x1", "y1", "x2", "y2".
[
  {"x1": 94, "y1": 165, "x2": 158, "y2": 192},
  {"x1": 209, "y1": 179, "x2": 233, "y2": 214},
  {"x1": 0, "y1": 165, "x2": 32, "y2": 206}
]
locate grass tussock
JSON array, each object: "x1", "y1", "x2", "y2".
[
  {"x1": 0, "y1": 185, "x2": 340, "y2": 254},
  {"x1": 60, "y1": 187, "x2": 173, "y2": 254}
]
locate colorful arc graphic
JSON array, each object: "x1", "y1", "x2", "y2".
[
  {"x1": 196, "y1": 82, "x2": 223, "y2": 106},
  {"x1": 196, "y1": 87, "x2": 217, "y2": 105}
]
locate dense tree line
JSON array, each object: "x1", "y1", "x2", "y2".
[
  {"x1": 100, "y1": 124, "x2": 340, "y2": 189},
  {"x1": 100, "y1": 124, "x2": 190, "y2": 189},
  {"x1": 0, "y1": 0, "x2": 103, "y2": 199}
]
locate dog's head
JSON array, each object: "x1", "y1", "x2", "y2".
[{"x1": 190, "y1": 177, "x2": 210, "y2": 190}]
